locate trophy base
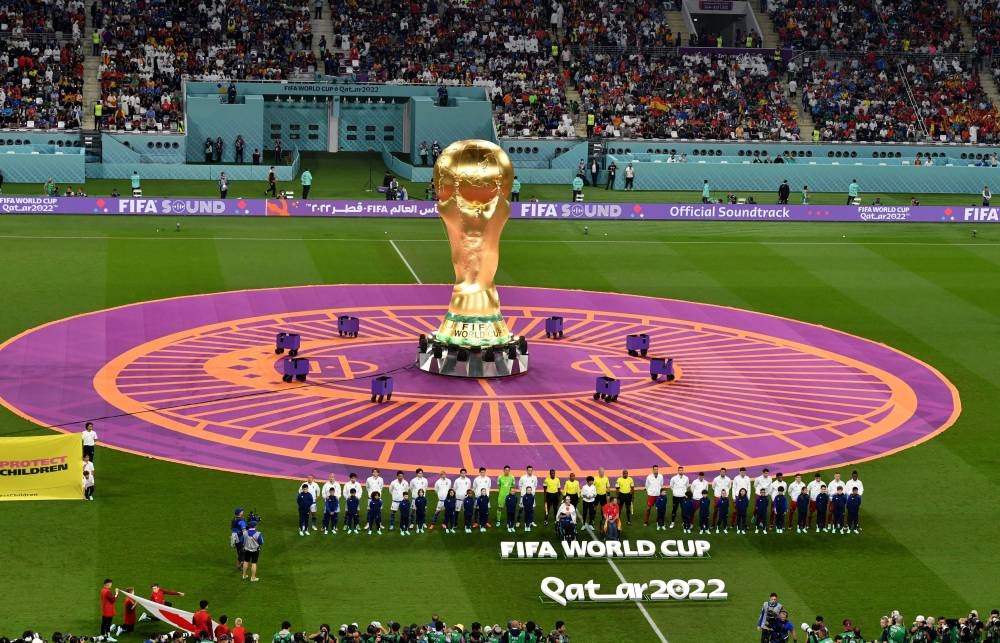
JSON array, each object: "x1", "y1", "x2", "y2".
[{"x1": 416, "y1": 336, "x2": 529, "y2": 378}]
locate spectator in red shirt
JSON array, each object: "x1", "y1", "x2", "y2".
[
  {"x1": 193, "y1": 600, "x2": 213, "y2": 638},
  {"x1": 232, "y1": 617, "x2": 247, "y2": 643},
  {"x1": 99, "y1": 579, "x2": 119, "y2": 639},
  {"x1": 214, "y1": 615, "x2": 231, "y2": 641},
  {"x1": 122, "y1": 587, "x2": 137, "y2": 632}
]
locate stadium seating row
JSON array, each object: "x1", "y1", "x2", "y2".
[{"x1": 1, "y1": 0, "x2": 998, "y2": 144}]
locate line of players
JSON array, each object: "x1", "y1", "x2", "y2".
[
  {"x1": 292, "y1": 464, "x2": 865, "y2": 537},
  {"x1": 647, "y1": 465, "x2": 865, "y2": 535}
]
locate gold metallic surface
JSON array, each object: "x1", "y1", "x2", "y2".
[{"x1": 432, "y1": 140, "x2": 515, "y2": 346}]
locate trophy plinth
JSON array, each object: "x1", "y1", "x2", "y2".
[{"x1": 417, "y1": 139, "x2": 528, "y2": 378}]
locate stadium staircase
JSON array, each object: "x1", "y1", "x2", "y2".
[
  {"x1": 752, "y1": 9, "x2": 781, "y2": 50},
  {"x1": 665, "y1": 10, "x2": 688, "y2": 46},
  {"x1": 82, "y1": 10, "x2": 100, "y2": 130},
  {"x1": 752, "y1": 7, "x2": 813, "y2": 141},
  {"x1": 951, "y1": 0, "x2": 1000, "y2": 107},
  {"x1": 311, "y1": 11, "x2": 335, "y2": 76},
  {"x1": 566, "y1": 86, "x2": 587, "y2": 137}
]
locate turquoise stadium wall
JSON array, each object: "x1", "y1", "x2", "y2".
[
  {"x1": 0, "y1": 148, "x2": 85, "y2": 183},
  {"x1": 185, "y1": 95, "x2": 266, "y2": 163}
]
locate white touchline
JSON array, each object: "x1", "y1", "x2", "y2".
[
  {"x1": 389, "y1": 239, "x2": 423, "y2": 284},
  {"x1": 0, "y1": 235, "x2": 995, "y2": 248},
  {"x1": 584, "y1": 528, "x2": 669, "y2": 643}
]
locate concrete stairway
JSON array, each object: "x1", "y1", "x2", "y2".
[
  {"x1": 949, "y1": 0, "x2": 1000, "y2": 106},
  {"x1": 82, "y1": 13, "x2": 101, "y2": 129},
  {"x1": 311, "y1": 7, "x2": 335, "y2": 75},
  {"x1": 565, "y1": 86, "x2": 587, "y2": 137},
  {"x1": 665, "y1": 9, "x2": 688, "y2": 43},
  {"x1": 751, "y1": 7, "x2": 781, "y2": 49}
]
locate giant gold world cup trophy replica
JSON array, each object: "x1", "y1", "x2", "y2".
[{"x1": 416, "y1": 140, "x2": 529, "y2": 378}]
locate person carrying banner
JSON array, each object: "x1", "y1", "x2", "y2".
[
  {"x1": 138, "y1": 583, "x2": 185, "y2": 622},
  {"x1": 99, "y1": 579, "x2": 120, "y2": 641},
  {"x1": 121, "y1": 587, "x2": 137, "y2": 633},
  {"x1": 82, "y1": 422, "x2": 98, "y2": 461}
]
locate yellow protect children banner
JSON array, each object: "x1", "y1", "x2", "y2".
[{"x1": 0, "y1": 434, "x2": 83, "y2": 501}]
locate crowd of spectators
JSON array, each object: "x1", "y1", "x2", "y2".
[
  {"x1": 768, "y1": 0, "x2": 964, "y2": 54},
  {"x1": 768, "y1": 0, "x2": 1000, "y2": 143},
  {"x1": 909, "y1": 55, "x2": 997, "y2": 143},
  {"x1": 324, "y1": 0, "x2": 572, "y2": 138},
  {"x1": 2, "y1": 0, "x2": 1000, "y2": 142},
  {"x1": 577, "y1": 51, "x2": 799, "y2": 140},
  {"x1": 964, "y1": 0, "x2": 1000, "y2": 57},
  {"x1": 93, "y1": 0, "x2": 317, "y2": 129},
  {"x1": 0, "y1": 2, "x2": 85, "y2": 129},
  {"x1": 796, "y1": 53, "x2": 921, "y2": 142},
  {"x1": 0, "y1": 0, "x2": 86, "y2": 38},
  {"x1": 793, "y1": 51, "x2": 998, "y2": 143}
]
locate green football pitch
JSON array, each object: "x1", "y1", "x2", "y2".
[{"x1": 0, "y1": 154, "x2": 998, "y2": 643}]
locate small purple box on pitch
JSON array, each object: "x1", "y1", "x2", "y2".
[
  {"x1": 545, "y1": 316, "x2": 564, "y2": 338},
  {"x1": 282, "y1": 356, "x2": 310, "y2": 382},
  {"x1": 338, "y1": 315, "x2": 359, "y2": 337},
  {"x1": 370, "y1": 375, "x2": 394, "y2": 403},
  {"x1": 650, "y1": 357, "x2": 676, "y2": 382},
  {"x1": 593, "y1": 376, "x2": 620, "y2": 402},
  {"x1": 274, "y1": 332, "x2": 301, "y2": 356},
  {"x1": 626, "y1": 333, "x2": 650, "y2": 357}
]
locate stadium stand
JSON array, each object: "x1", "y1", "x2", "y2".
[
  {"x1": 0, "y1": 1, "x2": 85, "y2": 129},
  {"x1": 93, "y1": 0, "x2": 317, "y2": 130},
  {"x1": 576, "y1": 51, "x2": 799, "y2": 140},
  {"x1": 325, "y1": 0, "x2": 572, "y2": 137}
]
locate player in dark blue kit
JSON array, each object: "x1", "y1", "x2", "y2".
[
  {"x1": 476, "y1": 488, "x2": 490, "y2": 533},
  {"x1": 414, "y1": 489, "x2": 428, "y2": 534},
  {"x1": 366, "y1": 490, "x2": 383, "y2": 535},
  {"x1": 462, "y1": 489, "x2": 476, "y2": 533},
  {"x1": 735, "y1": 488, "x2": 749, "y2": 534},
  {"x1": 323, "y1": 488, "x2": 339, "y2": 535},
  {"x1": 754, "y1": 488, "x2": 770, "y2": 534},
  {"x1": 715, "y1": 489, "x2": 730, "y2": 534},
  {"x1": 522, "y1": 486, "x2": 536, "y2": 533},
  {"x1": 654, "y1": 488, "x2": 669, "y2": 531},
  {"x1": 796, "y1": 488, "x2": 810, "y2": 533},
  {"x1": 846, "y1": 488, "x2": 862, "y2": 533},
  {"x1": 297, "y1": 484, "x2": 313, "y2": 537},
  {"x1": 814, "y1": 484, "x2": 829, "y2": 533},
  {"x1": 772, "y1": 486, "x2": 788, "y2": 534},
  {"x1": 698, "y1": 489, "x2": 711, "y2": 534},
  {"x1": 346, "y1": 488, "x2": 361, "y2": 534},
  {"x1": 505, "y1": 488, "x2": 519, "y2": 532},
  {"x1": 680, "y1": 490, "x2": 695, "y2": 534},
  {"x1": 443, "y1": 488, "x2": 458, "y2": 533},
  {"x1": 830, "y1": 486, "x2": 847, "y2": 534},
  {"x1": 398, "y1": 492, "x2": 412, "y2": 536}
]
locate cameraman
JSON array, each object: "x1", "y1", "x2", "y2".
[
  {"x1": 767, "y1": 611, "x2": 795, "y2": 643},
  {"x1": 969, "y1": 611, "x2": 985, "y2": 642},
  {"x1": 307, "y1": 625, "x2": 331, "y2": 643},
  {"x1": 231, "y1": 509, "x2": 246, "y2": 571},
  {"x1": 758, "y1": 594, "x2": 784, "y2": 643}
]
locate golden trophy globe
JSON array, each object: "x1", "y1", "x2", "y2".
[{"x1": 417, "y1": 139, "x2": 528, "y2": 377}]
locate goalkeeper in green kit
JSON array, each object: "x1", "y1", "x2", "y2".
[{"x1": 496, "y1": 465, "x2": 515, "y2": 525}]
